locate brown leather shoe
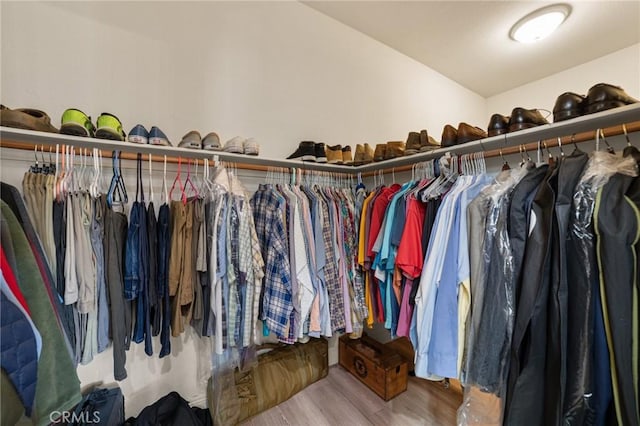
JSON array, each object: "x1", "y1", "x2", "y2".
[
  {"x1": 363, "y1": 143, "x2": 374, "y2": 164},
  {"x1": 508, "y1": 108, "x2": 549, "y2": 132},
  {"x1": 0, "y1": 105, "x2": 59, "y2": 133},
  {"x1": 342, "y1": 146, "x2": 353, "y2": 165},
  {"x1": 585, "y1": 83, "x2": 638, "y2": 114},
  {"x1": 326, "y1": 144, "x2": 343, "y2": 164},
  {"x1": 419, "y1": 129, "x2": 440, "y2": 151},
  {"x1": 353, "y1": 144, "x2": 365, "y2": 166},
  {"x1": 553, "y1": 92, "x2": 585, "y2": 122},
  {"x1": 441, "y1": 125, "x2": 458, "y2": 147},
  {"x1": 487, "y1": 114, "x2": 509, "y2": 137},
  {"x1": 457, "y1": 123, "x2": 487, "y2": 144},
  {"x1": 373, "y1": 144, "x2": 387, "y2": 162},
  {"x1": 385, "y1": 141, "x2": 405, "y2": 160},
  {"x1": 405, "y1": 132, "x2": 421, "y2": 155}
]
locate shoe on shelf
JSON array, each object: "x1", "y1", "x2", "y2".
[
  {"x1": 585, "y1": 83, "x2": 638, "y2": 115},
  {"x1": 419, "y1": 129, "x2": 440, "y2": 151},
  {"x1": 243, "y1": 138, "x2": 259, "y2": 156},
  {"x1": 287, "y1": 141, "x2": 316, "y2": 161},
  {"x1": 342, "y1": 146, "x2": 353, "y2": 165},
  {"x1": 441, "y1": 124, "x2": 457, "y2": 147},
  {"x1": 60, "y1": 108, "x2": 95, "y2": 137},
  {"x1": 0, "y1": 105, "x2": 59, "y2": 133},
  {"x1": 553, "y1": 92, "x2": 585, "y2": 122},
  {"x1": 405, "y1": 132, "x2": 421, "y2": 155},
  {"x1": 373, "y1": 144, "x2": 387, "y2": 162},
  {"x1": 202, "y1": 132, "x2": 221, "y2": 151},
  {"x1": 223, "y1": 136, "x2": 245, "y2": 154},
  {"x1": 457, "y1": 122, "x2": 487, "y2": 144},
  {"x1": 353, "y1": 144, "x2": 365, "y2": 166},
  {"x1": 128, "y1": 124, "x2": 148, "y2": 144},
  {"x1": 315, "y1": 143, "x2": 327, "y2": 163},
  {"x1": 363, "y1": 143, "x2": 374, "y2": 165},
  {"x1": 326, "y1": 144, "x2": 343, "y2": 164},
  {"x1": 179, "y1": 130, "x2": 202, "y2": 149},
  {"x1": 487, "y1": 114, "x2": 510, "y2": 137},
  {"x1": 95, "y1": 112, "x2": 125, "y2": 141},
  {"x1": 508, "y1": 108, "x2": 548, "y2": 133},
  {"x1": 149, "y1": 126, "x2": 171, "y2": 146},
  {"x1": 385, "y1": 141, "x2": 405, "y2": 160}
]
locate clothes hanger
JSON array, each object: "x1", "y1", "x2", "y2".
[
  {"x1": 500, "y1": 148, "x2": 510, "y2": 171},
  {"x1": 621, "y1": 123, "x2": 640, "y2": 162},
  {"x1": 148, "y1": 153, "x2": 154, "y2": 204},
  {"x1": 162, "y1": 155, "x2": 169, "y2": 205},
  {"x1": 30, "y1": 145, "x2": 41, "y2": 174},
  {"x1": 598, "y1": 129, "x2": 615, "y2": 154},
  {"x1": 169, "y1": 156, "x2": 185, "y2": 203},
  {"x1": 116, "y1": 151, "x2": 128, "y2": 203}
]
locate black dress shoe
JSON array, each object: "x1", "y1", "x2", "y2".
[
  {"x1": 585, "y1": 83, "x2": 638, "y2": 114},
  {"x1": 487, "y1": 114, "x2": 509, "y2": 137},
  {"x1": 508, "y1": 108, "x2": 549, "y2": 132},
  {"x1": 315, "y1": 142, "x2": 327, "y2": 163},
  {"x1": 287, "y1": 141, "x2": 316, "y2": 161},
  {"x1": 553, "y1": 92, "x2": 585, "y2": 122}
]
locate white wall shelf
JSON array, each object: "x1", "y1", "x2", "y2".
[{"x1": 2, "y1": 103, "x2": 640, "y2": 175}]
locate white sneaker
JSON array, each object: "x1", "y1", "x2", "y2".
[
  {"x1": 243, "y1": 138, "x2": 259, "y2": 156},
  {"x1": 203, "y1": 132, "x2": 221, "y2": 151},
  {"x1": 223, "y1": 136, "x2": 245, "y2": 154}
]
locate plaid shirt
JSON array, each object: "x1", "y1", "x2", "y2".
[
  {"x1": 251, "y1": 185, "x2": 293, "y2": 340},
  {"x1": 315, "y1": 187, "x2": 346, "y2": 332}
]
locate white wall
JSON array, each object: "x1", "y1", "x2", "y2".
[
  {"x1": 487, "y1": 44, "x2": 640, "y2": 119},
  {"x1": 1, "y1": 1, "x2": 486, "y2": 158},
  {"x1": 1, "y1": 1, "x2": 486, "y2": 418}
]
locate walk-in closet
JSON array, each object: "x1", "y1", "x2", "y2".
[{"x1": 1, "y1": 2, "x2": 639, "y2": 425}]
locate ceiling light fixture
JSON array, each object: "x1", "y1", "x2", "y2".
[{"x1": 510, "y1": 4, "x2": 571, "y2": 44}]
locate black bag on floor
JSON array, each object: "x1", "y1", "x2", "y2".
[{"x1": 126, "y1": 391, "x2": 210, "y2": 426}]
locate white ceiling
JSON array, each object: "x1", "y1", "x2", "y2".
[{"x1": 303, "y1": 1, "x2": 640, "y2": 98}]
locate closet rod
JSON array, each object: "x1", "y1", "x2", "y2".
[
  {"x1": 1, "y1": 103, "x2": 639, "y2": 174},
  {"x1": 361, "y1": 119, "x2": 640, "y2": 177},
  {"x1": 0, "y1": 127, "x2": 354, "y2": 173}
]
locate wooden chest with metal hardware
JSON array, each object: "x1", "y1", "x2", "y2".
[{"x1": 338, "y1": 334, "x2": 408, "y2": 401}]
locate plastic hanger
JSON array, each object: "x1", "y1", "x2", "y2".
[
  {"x1": 169, "y1": 156, "x2": 187, "y2": 204},
  {"x1": 148, "y1": 153, "x2": 154, "y2": 204},
  {"x1": 162, "y1": 155, "x2": 169, "y2": 205},
  {"x1": 135, "y1": 153, "x2": 145, "y2": 204}
]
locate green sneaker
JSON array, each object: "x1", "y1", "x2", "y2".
[
  {"x1": 60, "y1": 108, "x2": 95, "y2": 137},
  {"x1": 95, "y1": 112, "x2": 126, "y2": 141}
]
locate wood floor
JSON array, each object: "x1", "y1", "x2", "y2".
[{"x1": 242, "y1": 366, "x2": 463, "y2": 425}]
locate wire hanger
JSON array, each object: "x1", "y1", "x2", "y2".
[
  {"x1": 621, "y1": 123, "x2": 640, "y2": 162},
  {"x1": 500, "y1": 148, "x2": 510, "y2": 171},
  {"x1": 557, "y1": 137, "x2": 565, "y2": 157},
  {"x1": 599, "y1": 128, "x2": 614, "y2": 154}
]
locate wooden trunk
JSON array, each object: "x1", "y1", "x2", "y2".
[{"x1": 338, "y1": 334, "x2": 408, "y2": 401}]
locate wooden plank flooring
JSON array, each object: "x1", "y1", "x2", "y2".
[{"x1": 242, "y1": 366, "x2": 463, "y2": 425}]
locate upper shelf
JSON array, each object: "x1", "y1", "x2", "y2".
[{"x1": 1, "y1": 103, "x2": 639, "y2": 174}]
